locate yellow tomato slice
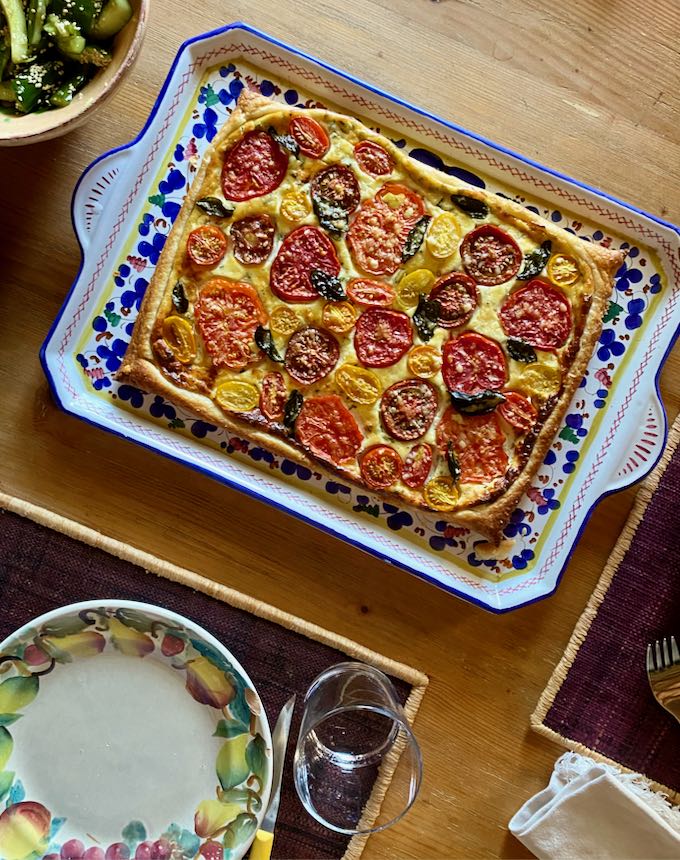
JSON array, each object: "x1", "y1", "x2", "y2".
[
  {"x1": 516, "y1": 362, "x2": 562, "y2": 399},
  {"x1": 280, "y1": 190, "x2": 312, "y2": 223},
  {"x1": 548, "y1": 253, "x2": 580, "y2": 286},
  {"x1": 162, "y1": 315, "x2": 196, "y2": 364},
  {"x1": 424, "y1": 476, "x2": 460, "y2": 511},
  {"x1": 322, "y1": 301, "x2": 357, "y2": 334},
  {"x1": 214, "y1": 380, "x2": 260, "y2": 412},
  {"x1": 397, "y1": 269, "x2": 436, "y2": 309},
  {"x1": 270, "y1": 306, "x2": 302, "y2": 336},
  {"x1": 408, "y1": 345, "x2": 442, "y2": 378},
  {"x1": 335, "y1": 364, "x2": 382, "y2": 404},
  {"x1": 426, "y1": 212, "x2": 461, "y2": 258}
]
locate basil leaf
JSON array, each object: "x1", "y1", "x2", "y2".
[
  {"x1": 446, "y1": 442, "x2": 461, "y2": 483},
  {"x1": 310, "y1": 268, "x2": 346, "y2": 301},
  {"x1": 450, "y1": 194, "x2": 489, "y2": 219},
  {"x1": 402, "y1": 215, "x2": 431, "y2": 262},
  {"x1": 312, "y1": 195, "x2": 349, "y2": 236},
  {"x1": 507, "y1": 338, "x2": 537, "y2": 364},
  {"x1": 517, "y1": 240, "x2": 552, "y2": 280},
  {"x1": 449, "y1": 389, "x2": 506, "y2": 415},
  {"x1": 172, "y1": 281, "x2": 188, "y2": 314},
  {"x1": 254, "y1": 326, "x2": 283, "y2": 362},
  {"x1": 413, "y1": 295, "x2": 441, "y2": 342},
  {"x1": 196, "y1": 197, "x2": 234, "y2": 218},
  {"x1": 267, "y1": 126, "x2": 299, "y2": 156},
  {"x1": 283, "y1": 390, "x2": 303, "y2": 432}
]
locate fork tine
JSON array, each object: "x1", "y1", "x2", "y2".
[
  {"x1": 647, "y1": 643, "x2": 656, "y2": 673},
  {"x1": 663, "y1": 638, "x2": 672, "y2": 668},
  {"x1": 656, "y1": 640, "x2": 663, "y2": 670},
  {"x1": 672, "y1": 636, "x2": 680, "y2": 665}
]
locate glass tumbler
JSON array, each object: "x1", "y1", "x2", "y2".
[{"x1": 293, "y1": 661, "x2": 422, "y2": 835}]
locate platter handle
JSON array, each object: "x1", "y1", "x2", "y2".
[
  {"x1": 71, "y1": 146, "x2": 131, "y2": 252},
  {"x1": 603, "y1": 391, "x2": 667, "y2": 494}
]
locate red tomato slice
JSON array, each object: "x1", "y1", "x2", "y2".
[
  {"x1": 460, "y1": 224, "x2": 522, "y2": 285},
  {"x1": 290, "y1": 115, "x2": 330, "y2": 159},
  {"x1": 498, "y1": 391, "x2": 538, "y2": 433},
  {"x1": 284, "y1": 326, "x2": 340, "y2": 385},
  {"x1": 436, "y1": 408, "x2": 509, "y2": 484},
  {"x1": 442, "y1": 332, "x2": 508, "y2": 394},
  {"x1": 296, "y1": 395, "x2": 363, "y2": 465},
  {"x1": 346, "y1": 279, "x2": 395, "y2": 307},
  {"x1": 354, "y1": 308, "x2": 413, "y2": 368},
  {"x1": 500, "y1": 279, "x2": 572, "y2": 350},
  {"x1": 354, "y1": 140, "x2": 393, "y2": 177},
  {"x1": 260, "y1": 371, "x2": 287, "y2": 421},
  {"x1": 402, "y1": 443, "x2": 433, "y2": 488},
  {"x1": 375, "y1": 184, "x2": 426, "y2": 221},
  {"x1": 186, "y1": 225, "x2": 227, "y2": 267},
  {"x1": 270, "y1": 225, "x2": 341, "y2": 303},
  {"x1": 428, "y1": 273, "x2": 478, "y2": 328},
  {"x1": 380, "y1": 379, "x2": 438, "y2": 441},
  {"x1": 195, "y1": 279, "x2": 267, "y2": 370},
  {"x1": 230, "y1": 214, "x2": 275, "y2": 265},
  {"x1": 221, "y1": 130, "x2": 288, "y2": 201},
  {"x1": 360, "y1": 445, "x2": 403, "y2": 489}
]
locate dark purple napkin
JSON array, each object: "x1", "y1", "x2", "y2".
[{"x1": 0, "y1": 508, "x2": 411, "y2": 858}]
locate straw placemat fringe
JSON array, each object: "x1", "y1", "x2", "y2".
[{"x1": 0, "y1": 491, "x2": 428, "y2": 859}]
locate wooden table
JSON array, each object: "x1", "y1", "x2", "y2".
[{"x1": 1, "y1": 1, "x2": 679, "y2": 856}]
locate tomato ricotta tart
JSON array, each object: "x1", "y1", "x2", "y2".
[{"x1": 118, "y1": 90, "x2": 624, "y2": 543}]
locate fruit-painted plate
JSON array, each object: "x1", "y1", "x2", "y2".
[{"x1": 0, "y1": 601, "x2": 272, "y2": 860}]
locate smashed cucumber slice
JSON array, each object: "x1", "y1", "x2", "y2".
[
  {"x1": 50, "y1": 71, "x2": 87, "y2": 107},
  {"x1": 90, "y1": 0, "x2": 133, "y2": 40},
  {"x1": 0, "y1": 0, "x2": 29, "y2": 63}
]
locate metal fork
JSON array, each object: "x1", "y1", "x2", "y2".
[{"x1": 646, "y1": 636, "x2": 680, "y2": 724}]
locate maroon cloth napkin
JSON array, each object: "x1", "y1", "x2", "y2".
[
  {"x1": 0, "y1": 508, "x2": 411, "y2": 859},
  {"x1": 541, "y1": 434, "x2": 680, "y2": 793}
]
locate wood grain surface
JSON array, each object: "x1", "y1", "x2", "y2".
[{"x1": 1, "y1": 1, "x2": 679, "y2": 857}]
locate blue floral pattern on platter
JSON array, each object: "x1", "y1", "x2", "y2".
[{"x1": 73, "y1": 61, "x2": 664, "y2": 582}]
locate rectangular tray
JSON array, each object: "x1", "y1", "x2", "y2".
[{"x1": 41, "y1": 22, "x2": 680, "y2": 612}]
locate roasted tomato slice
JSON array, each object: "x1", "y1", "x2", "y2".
[
  {"x1": 284, "y1": 326, "x2": 340, "y2": 385},
  {"x1": 194, "y1": 279, "x2": 267, "y2": 370},
  {"x1": 460, "y1": 224, "x2": 522, "y2": 285},
  {"x1": 402, "y1": 443, "x2": 433, "y2": 488},
  {"x1": 354, "y1": 308, "x2": 413, "y2": 368},
  {"x1": 500, "y1": 279, "x2": 572, "y2": 350},
  {"x1": 375, "y1": 183, "x2": 426, "y2": 221},
  {"x1": 498, "y1": 391, "x2": 538, "y2": 433},
  {"x1": 260, "y1": 371, "x2": 287, "y2": 421},
  {"x1": 289, "y1": 115, "x2": 330, "y2": 158},
  {"x1": 354, "y1": 140, "x2": 393, "y2": 177},
  {"x1": 428, "y1": 272, "x2": 478, "y2": 328},
  {"x1": 360, "y1": 445, "x2": 403, "y2": 489},
  {"x1": 380, "y1": 379, "x2": 438, "y2": 441},
  {"x1": 311, "y1": 164, "x2": 361, "y2": 212},
  {"x1": 436, "y1": 408, "x2": 509, "y2": 484},
  {"x1": 186, "y1": 224, "x2": 227, "y2": 267},
  {"x1": 442, "y1": 332, "x2": 508, "y2": 394},
  {"x1": 221, "y1": 130, "x2": 288, "y2": 201},
  {"x1": 231, "y1": 214, "x2": 275, "y2": 265},
  {"x1": 270, "y1": 225, "x2": 341, "y2": 303},
  {"x1": 295, "y1": 395, "x2": 363, "y2": 465},
  {"x1": 346, "y1": 279, "x2": 396, "y2": 307}
]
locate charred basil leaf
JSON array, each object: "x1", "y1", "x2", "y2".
[
  {"x1": 413, "y1": 295, "x2": 441, "y2": 342},
  {"x1": 517, "y1": 240, "x2": 552, "y2": 280},
  {"x1": 446, "y1": 442, "x2": 461, "y2": 483},
  {"x1": 267, "y1": 126, "x2": 300, "y2": 156},
  {"x1": 255, "y1": 326, "x2": 283, "y2": 362},
  {"x1": 310, "y1": 268, "x2": 346, "y2": 301},
  {"x1": 196, "y1": 197, "x2": 234, "y2": 218},
  {"x1": 507, "y1": 338, "x2": 537, "y2": 364},
  {"x1": 172, "y1": 281, "x2": 189, "y2": 314},
  {"x1": 402, "y1": 215, "x2": 431, "y2": 262},
  {"x1": 312, "y1": 196, "x2": 349, "y2": 236},
  {"x1": 450, "y1": 389, "x2": 506, "y2": 415},
  {"x1": 283, "y1": 389, "x2": 303, "y2": 432},
  {"x1": 450, "y1": 194, "x2": 489, "y2": 219}
]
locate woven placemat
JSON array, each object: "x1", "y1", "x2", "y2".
[
  {"x1": 531, "y1": 411, "x2": 680, "y2": 801},
  {"x1": 0, "y1": 492, "x2": 428, "y2": 860}
]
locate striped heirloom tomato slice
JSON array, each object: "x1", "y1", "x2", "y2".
[
  {"x1": 402, "y1": 443, "x2": 433, "y2": 488},
  {"x1": 380, "y1": 379, "x2": 438, "y2": 441},
  {"x1": 295, "y1": 395, "x2": 364, "y2": 465},
  {"x1": 194, "y1": 279, "x2": 267, "y2": 370},
  {"x1": 460, "y1": 224, "x2": 522, "y2": 285},
  {"x1": 360, "y1": 445, "x2": 403, "y2": 489},
  {"x1": 500, "y1": 279, "x2": 572, "y2": 350},
  {"x1": 442, "y1": 332, "x2": 508, "y2": 394},
  {"x1": 354, "y1": 140, "x2": 394, "y2": 177},
  {"x1": 289, "y1": 115, "x2": 330, "y2": 158},
  {"x1": 354, "y1": 308, "x2": 413, "y2": 368},
  {"x1": 186, "y1": 225, "x2": 227, "y2": 267},
  {"x1": 436, "y1": 408, "x2": 509, "y2": 484},
  {"x1": 428, "y1": 272, "x2": 478, "y2": 328},
  {"x1": 270, "y1": 225, "x2": 341, "y2": 303},
  {"x1": 284, "y1": 326, "x2": 340, "y2": 385},
  {"x1": 221, "y1": 130, "x2": 288, "y2": 201},
  {"x1": 260, "y1": 371, "x2": 288, "y2": 421}
]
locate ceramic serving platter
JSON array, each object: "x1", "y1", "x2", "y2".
[
  {"x1": 0, "y1": 601, "x2": 271, "y2": 860},
  {"x1": 40, "y1": 23, "x2": 680, "y2": 613}
]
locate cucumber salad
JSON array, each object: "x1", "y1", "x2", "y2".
[{"x1": 0, "y1": 0, "x2": 132, "y2": 113}]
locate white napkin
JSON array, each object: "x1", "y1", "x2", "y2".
[{"x1": 509, "y1": 752, "x2": 680, "y2": 859}]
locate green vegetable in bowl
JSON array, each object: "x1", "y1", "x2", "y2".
[{"x1": 0, "y1": 0, "x2": 134, "y2": 115}]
